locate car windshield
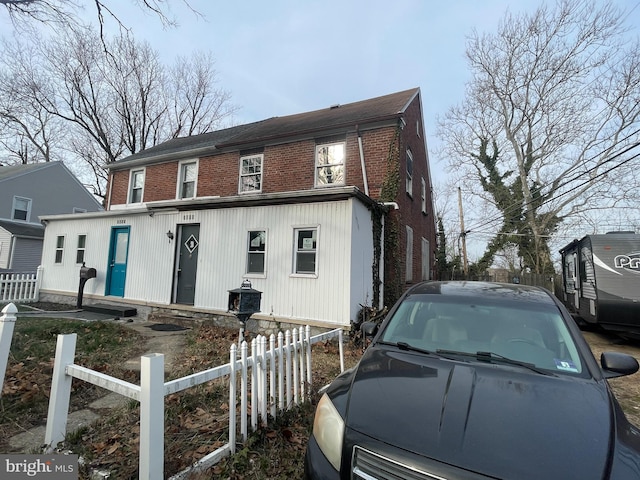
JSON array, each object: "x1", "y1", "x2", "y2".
[{"x1": 379, "y1": 296, "x2": 584, "y2": 375}]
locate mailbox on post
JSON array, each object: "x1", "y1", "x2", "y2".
[
  {"x1": 228, "y1": 279, "x2": 262, "y2": 344},
  {"x1": 77, "y1": 263, "x2": 97, "y2": 309}
]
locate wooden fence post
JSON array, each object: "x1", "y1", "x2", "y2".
[
  {"x1": 45, "y1": 333, "x2": 77, "y2": 451},
  {"x1": 0, "y1": 303, "x2": 18, "y2": 398},
  {"x1": 139, "y1": 353, "x2": 165, "y2": 480}
]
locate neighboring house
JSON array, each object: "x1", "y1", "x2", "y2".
[
  {"x1": 0, "y1": 162, "x2": 103, "y2": 272},
  {"x1": 38, "y1": 88, "x2": 437, "y2": 328}
]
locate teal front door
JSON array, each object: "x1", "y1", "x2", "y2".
[{"x1": 106, "y1": 226, "x2": 130, "y2": 297}]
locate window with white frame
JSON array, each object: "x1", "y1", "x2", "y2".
[
  {"x1": 55, "y1": 235, "x2": 65, "y2": 264},
  {"x1": 421, "y1": 237, "x2": 430, "y2": 281},
  {"x1": 178, "y1": 161, "x2": 197, "y2": 199},
  {"x1": 12, "y1": 196, "x2": 31, "y2": 221},
  {"x1": 247, "y1": 230, "x2": 266, "y2": 274},
  {"x1": 239, "y1": 155, "x2": 263, "y2": 193},
  {"x1": 294, "y1": 227, "x2": 318, "y2": 274},
  {"x1": 421, "y1": 177, "x2": 427, "y2": 214},
  {"x1": 406, "y1": 225, "x2": 413, "y2": 282},
  {"x1": 129, "y1": 169, "x2": 144, "y2": 203},
  {"x1": 315, "y1": 142, "x2": 345, "y2": 186},
  {"x1": 76, "y1": 234, "x2": 87, "y2": 264},
  {"x1": 406, "y1": 149, "x2": 413, "y2": 197}
]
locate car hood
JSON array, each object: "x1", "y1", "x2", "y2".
[{"x1": 344, "y1": 346, "x2": 614, "y2": 480}]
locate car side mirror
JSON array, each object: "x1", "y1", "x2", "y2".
[{"x1": 600, "y1": 351, "x2": 639, "y2": 378}]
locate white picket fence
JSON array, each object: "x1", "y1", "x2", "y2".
[
  {"x1": 44, "y1": 325, "x2": 345, "y2": 480},
  {"x1": 0, "y1": 303, "x2": 18, "y2": 398},
  {"x1": 0, "y1": 266, "x2": 41, "y2": 303}
]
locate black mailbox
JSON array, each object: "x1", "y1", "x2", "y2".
[
  {"x1": 77, "y1": 263, "x2": 96, "y2": 309},
  {"x1": 80, "y1": 265, "x2": 97, "y2": 279},
  {"x1": 228, "y1": 280, "x2": 262, "y2": 343},
  {"x1": 228, "y1": 280, "x2": 261, "y2": 316}
]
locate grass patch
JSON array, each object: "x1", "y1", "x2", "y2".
[{"x1": 0, "y1": 316, "x2": 146, "y2": 452}]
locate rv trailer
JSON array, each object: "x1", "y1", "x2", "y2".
[{"x1": 559, "y1": 232, "x2": 640, "y2": 336}]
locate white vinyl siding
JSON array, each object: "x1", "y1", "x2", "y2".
[{"x1": 39, "y1": 200, "x2": 374, "y2": 327}]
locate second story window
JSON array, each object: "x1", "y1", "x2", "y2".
[
  {"x1": 239, "y1": 154, "x2": 263, "y2": 193},
  {"x1": 55, "y1": 235, "x2": 65, "y2": 264},
  {"x1": 12, "y1": 196, "x2": 31, "y2": 221},
  {"x1": 129, "y1": 169, "x2": 144, "y2": 204},
  {"x1": 406, "y1": 149, "x2": 413, "y2": 197},
  {"x1": 421, "y1": 177, "x2": 427, "y2": 214},
  {"x1": 76, "y1": 234, "x2": 86, "y2": 264},
  {"x1": 247, "y1": 230, "x2": 266, "y2": 274},
  {"x1": 179, "y1": 161, "x2": 197, "y2": 199},
  {"x1": 315, "y1": 142, "x2": 345, "y2": 186}
]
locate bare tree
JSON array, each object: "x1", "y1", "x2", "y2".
[
  {"x1": 437, "y1": 0, "x2": 640, "y2": 274},
  {"x1": 0, "y1": 27, "x2": 236, "y2": 198},
  {"x1": 0, "y1": 38, "x2": 65, "y2": 164},
  {"x1": 0, "y1": 1, "x2": 199, "y2": 39}
]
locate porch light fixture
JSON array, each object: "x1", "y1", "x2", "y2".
[{"x1": 166, "y1": 230, "x2": 174, "y2": 241}]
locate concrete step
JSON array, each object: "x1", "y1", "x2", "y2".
[{"x1": 83, "y1": 303, "x2": 137, "y2": 317}]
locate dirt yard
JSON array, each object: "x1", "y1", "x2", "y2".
[{"x1": 582, "y1": 329, "x2": 640, "y2": 427}]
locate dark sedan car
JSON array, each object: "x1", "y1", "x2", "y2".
[{"x1": 305, "y1": 281, "x2": 640, "y2": 480}]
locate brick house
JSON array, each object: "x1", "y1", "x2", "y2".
[{"x1": 38, "y1": 88, "x2": 436, "y2": 328}]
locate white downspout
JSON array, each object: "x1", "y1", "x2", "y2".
[{"x1": 357, "y1": 127, "x2": 369, "y2": 196}]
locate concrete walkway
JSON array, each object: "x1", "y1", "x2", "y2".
[{"x1": 8, "y1": 314, "x2": 190, "y2": 453}]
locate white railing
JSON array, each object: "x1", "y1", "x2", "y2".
[
  {"x1": 45, "y1": 325, "x2": 344, "y2": 480},
  {"x1": 0, "y1": 303, "x2": 18, "y2": 398},
  {"x1": 0, "y1": 266, "x2": 42, "y2": 303}
]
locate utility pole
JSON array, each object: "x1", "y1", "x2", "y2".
[{"x1": 458, "y1": 187, "x2": 469, "y2": 277}]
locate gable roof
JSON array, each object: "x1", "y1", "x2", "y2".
[
  {"x1": 111, "y1": 88, "x2": 420, "y2": 169},
  {"x1": 0, "y1": 162, "x2": 53, "y2": 182},
  {"x1": 0, "y1": 219, "x2": 44, "y2": 238}
]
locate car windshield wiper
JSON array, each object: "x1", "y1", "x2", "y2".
[
  {"x1": 379, "y1": 341, "x2": 468, "y2": 361},
  {"x1": 435, "y1": 349, "x2": 556, "y2": 376}
]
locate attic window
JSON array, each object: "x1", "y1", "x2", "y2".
[
  {"x1": 12, "y1": 196, "x2": 31, "y2": 221},
  {"x1": 315, "y1": 142, "x2": 345, "y2": 187}
]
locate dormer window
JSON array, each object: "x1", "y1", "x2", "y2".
[
  {"x1": 178, "y1": 160, "x2": 197, "y2": 199},
  {"x1": 239, "y1": 154, "x2": 263, "y2": 194},
  {"x1": 315, "y1": 142, "x2": 345, "y2": 187}
]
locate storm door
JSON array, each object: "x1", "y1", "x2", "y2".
[
  {"x1": 106, "y1": 226, "x2": 130, "y2": 297},
  {"x1": 174, "y1": 224, "x2": 200, "y2": 305}
]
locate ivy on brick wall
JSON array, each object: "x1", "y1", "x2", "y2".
[{"x1": 371, "y1": 125, "x2": 404, "y2": 310}]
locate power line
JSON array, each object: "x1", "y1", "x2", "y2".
[{"x1": 462, "y1": 138, "x2": 640, "y2": 234}]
